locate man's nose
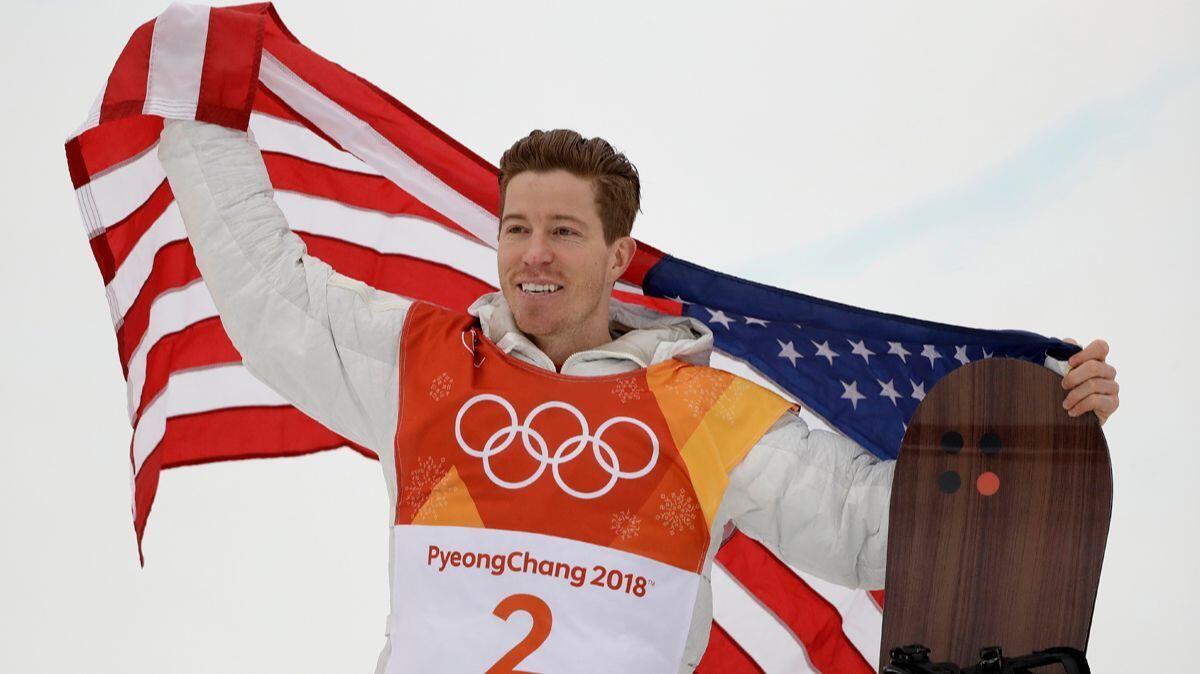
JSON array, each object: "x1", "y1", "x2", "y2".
[{"x1": 522, "y1": 231, "x2": 554, "y2": 265}]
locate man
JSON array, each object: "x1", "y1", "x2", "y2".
[{"x1": 157, "y1": 120, "x2": 1119, "y2": 673}]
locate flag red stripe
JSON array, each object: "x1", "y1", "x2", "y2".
[
  {"x1": 351, "y1": 71, "x2": 499, "y2": 199},
  {"x1": 132, "y1": 249, "x2": 494, "y2": 425},
  {"x1": 254, "y1": 85, "x2": 345, "y2": 151},
  {"x1": 88, "y1": 226, "x2": 118, "y2": 292},
  {"x1": 611, "y1": 289, "x2": 683, "y2": 315},
  {"x1": 622, "y1": 241, "x2": 667, "y2": 288},
  {"x1": 70, "y1": 117, "x2": 164, "y2": 188},
  {"x1": 260, "y1": 21, "x2": 501, "y2": 218},
  {"x1": 870, "y1": 590, "x2": 885, "y2": 610},
  {"x1": 717, "y1": 532, "x2": 876, "y2": 674},
  {"x1": 694, "y1": 621, "x2": 766, "y2": 674},
  {"x1": 114, "y1": 240, "x2": 201, "y2": 376},
  {"x1": 134, "y1": 317, "x2": 241, "y2": 422},
  {"x1": 84, "y1": 132, "x2": 483, "y2": 301},
  {"x1": 261, "y1": 151, "x2": 478, "y2": 241},
  {"x1": 65, "y1": 137, "x2": 90, "y2": 190},
  {"x1": 132, "y1": 405, "x2": 374, "y2": 564},
  {"x1": 196, "y1": 6, "x2": 265, "y2": 129},
  {"x1": 94, "y1": 179, "x2": 173, "y2": 283},
  {"x1": 101, "y1": 19, "x2": 155, "y2": 124},
  {"x1": 130, "y1": 247, "x2": 491, "y2": 415},
  {"x1": 114, "y1": 232, "x2": 494, "y2": 379},
  {"x1": 303, "y1": 233, "x2": 496, "y2": 310}
]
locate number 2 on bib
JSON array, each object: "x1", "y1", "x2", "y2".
[{"x1": 487, "y1": 593, "x2": 553, "y2": 674}]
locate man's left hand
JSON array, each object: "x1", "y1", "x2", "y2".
[{"x1": 1060, "y1": 338, "x2": 1119, "y2": 426}]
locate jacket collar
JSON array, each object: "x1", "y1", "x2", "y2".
[{"x1": 466, "y1": 291, "x2": 714, "y2": 374}]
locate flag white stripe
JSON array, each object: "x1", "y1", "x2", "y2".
[
  {"x1": 143, "y1": 3, "x2": 210, "y2": 119},
  {"x1": 101, "y1": 188, "x2": 497, "y2": 330},
  {"x1": 249, "y1": 113, "x2": 382, "y2": 176},
  {"x1": 258, "y1": 50, "x2": 500, "y2": 249},
  {"x1": 791, "y1": 565, "x2": 884, "y2": 669},
  {"x1": 76, "y1": 182, "x2": 103, "y2": 239},
  {"x1": 124, "y1": 278, "x2": 217, "y2": 422},
  {"x1": 132, "y1": 364, "x2": 291, "y2": 474},
  {"x1": 711, "y1": 562, "x2": 818, "y2": 673},
  {"x1": 81, "y1": 113, "x2": 373, "y2": 236},
  {"x1": 78, "y1": 142, "x2": 165, "y2": 237},
  {"x1": 104, "y1": 197, "x2": 181, "y2": 330},
  {"x1": 117, "y1": 196, "x2": 496, "y2": 425},
  {"x1": 614, "y1": 280, "x2": 644, "y2": 295},
  {"x1": 273, "y1": 190, "x2": 498, "y2": 284}
]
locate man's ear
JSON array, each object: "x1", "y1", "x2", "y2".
[{"x1": 608, "y1": 236, "x2": 637, "y2": 284}]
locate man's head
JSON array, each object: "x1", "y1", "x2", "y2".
[{"x1": 496, "y1": 129, "x2": 639, "y2": 348}]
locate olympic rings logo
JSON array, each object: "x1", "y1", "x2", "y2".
[{"x1": 454, "y1": 393, "x2": 659, "y2": 500}]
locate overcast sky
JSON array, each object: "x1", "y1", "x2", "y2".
[{"x1": 1, "y1": 1, "x2": 1197, "y2": 672}]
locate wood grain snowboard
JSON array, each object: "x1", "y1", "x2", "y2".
[{"x1": 880, "y1": 357, "x2": 1112, "y2": 668}]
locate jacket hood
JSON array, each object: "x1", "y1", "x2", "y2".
[{"x1": 466, "y1": 291, "x2": 714, "y2": 373}]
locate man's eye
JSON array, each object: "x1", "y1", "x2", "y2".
[{"x1": 556, "y1": 228, "x2": 576, "y2": 236}]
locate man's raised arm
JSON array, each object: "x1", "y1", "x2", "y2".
[
  {"x1": 724, "y1": 410, "x2": 894, "y2": 590},
  {"x1": 157, "y1": 119, "x2": 411, "y2": 455}
]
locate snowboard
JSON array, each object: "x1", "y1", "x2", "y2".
[{"x1": 879, "y1": 357, "x2": 1112, "y2": 670}]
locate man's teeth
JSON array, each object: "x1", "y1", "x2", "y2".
[{"x1": 520, "y1": 283, "x2": 562, "y2": 294}]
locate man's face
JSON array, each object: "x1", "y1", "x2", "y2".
[{"x1": 498, "y1": 169, "x2": 630, "y2": 340}]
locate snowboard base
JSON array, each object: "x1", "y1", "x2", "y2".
[{"x1": 880, "y1": 358, "x2": 1112, "y2": 667}]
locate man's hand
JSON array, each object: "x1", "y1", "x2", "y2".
[{"x1": 1060, "y1": 338, "x2": 1119, "y2": 426}]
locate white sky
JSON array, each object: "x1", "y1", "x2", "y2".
[{"x1": 1, "y1": 1, "x2": 1197, "y2": 672}]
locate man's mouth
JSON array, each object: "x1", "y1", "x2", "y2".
[{"x1": 519, "y1": 282, "x2": 563, "y2": 296}]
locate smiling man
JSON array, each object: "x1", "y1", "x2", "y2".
[
  {"x1": 157, "y1": 121, "x2": 1120, "y2": 673},
  {"x1": 497, "y1": 136, "x2": 638, "y2": 370}
]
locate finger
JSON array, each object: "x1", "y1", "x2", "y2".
[
  {"x1": 1068, "y1": 338, "x2": 1109, "y2": 367},
  {"x1": 1063, "y1": 376, "x2": 1120, "y2": 409},
  {"x1": 1103, "y1": 393, "x2": 1121, "y2": 425},
  {"x1": 1067, "y1": 392, "x2": 1119, "y2": 420},
  {"x1": 1061, "y1": 359, "x2": 1118, "y2": 390},
  {"x1": 1061, "y1": 360, "x2": 1118, "y2": 390},
  {"x1": 1066, "y1": 392, "x2": 1113, "y2": 417},
  {"x1": 1063, "y1": 377, "x2": 1119, "y2": 410}
]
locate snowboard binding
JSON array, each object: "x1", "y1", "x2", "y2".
[{"x1": 883, "y1": 643, "x2": 1091, "y2": 674}]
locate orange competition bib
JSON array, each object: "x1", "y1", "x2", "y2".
[{"x1": 381, "y1": 301, "x2": 794, "y2": 673}]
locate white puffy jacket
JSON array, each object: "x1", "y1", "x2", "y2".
[{"x1": 158, "y1": 118, "x2": 900, "y2": 672}]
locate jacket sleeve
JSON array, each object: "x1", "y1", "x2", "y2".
[
  {"x1": 156, "y1": 118, "x2": 412, "y2": 455},
  {"x1": 724, "y1": 408, "x2": 894, "y2": 590}
]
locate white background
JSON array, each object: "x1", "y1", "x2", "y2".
[{"x1": 1, "y1": 1, "x2": 1197, "y2": 672}]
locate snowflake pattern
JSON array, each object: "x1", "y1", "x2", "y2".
[
  {"x1": 666, "y1": 367, "x2": 731, "y2": 418},
  {"x1": 610, "y1": 510, "x2": 642, "y2": 541},
  {"x1": 655, "y1": 488, "x2": 699, "y2": 536},
  {"x1": 402, "y1": 456, "x2": 449, "y2": 515},
  {"x1": 429, "y1": 372, "x2": 453, "y2": 401},
  {"x1": 611, "y1": 378, "x2": 645, "y2": 403},
  {"x1": 710, "y1": 378, "x2": 750, "y2": 424}
]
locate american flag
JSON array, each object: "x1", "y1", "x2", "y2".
[{"x1": 65, "y1": 3, "x2": 1080, "y2": 671}]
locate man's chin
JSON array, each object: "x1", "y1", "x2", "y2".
[{"x1": 513, "y1": 312, "x2": 558, "y2": 338}]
